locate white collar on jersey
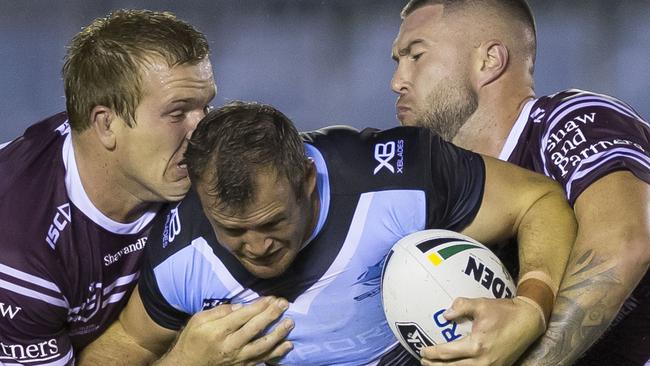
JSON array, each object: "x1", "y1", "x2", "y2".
[
  {"x1": 498, "y1": 98, "x2": 538, "y2": 161},
  {"x1": 62, "y1": 132, "x2": 159, "y2": 235},
  {"x1": 300, "y1": 143, "x2": 331, "y2": 251}
]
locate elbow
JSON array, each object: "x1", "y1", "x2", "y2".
[{"x1": 619, "y1": 233, "x2": 650, "y2": 279}]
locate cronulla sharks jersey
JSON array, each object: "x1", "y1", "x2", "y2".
[
  {"x1": 139, "y1": 126, "x2": 485, "y2": 366},
  {"x1": 500, "y1": 89, "x2": 650, "y2": 365}
]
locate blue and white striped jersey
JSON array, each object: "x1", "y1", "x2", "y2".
[{"x1": 139, "y1": 126, "x2": 485, "y2": 366}]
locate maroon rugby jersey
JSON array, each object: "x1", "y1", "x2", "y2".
[
  {"x1": 499, "y1": 89, "x2": 650, "y2": 365},
  {"x1": 0, "y1": 113, "x2": 157, "y2": 365}
]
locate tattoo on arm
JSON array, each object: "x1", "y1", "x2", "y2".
[{"x1": 522, "y1": 249, "x2": 621, "y2": 365}]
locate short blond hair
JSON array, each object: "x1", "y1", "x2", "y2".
[{"x1": 62, "y1": 9, "x2": 209, "y2": 132}]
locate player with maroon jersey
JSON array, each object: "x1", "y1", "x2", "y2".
[
  {"x1": 0, "y1": 10, "x2": 216, "y2": 365},
  {"x1": 392, "y1": 1, "x2": 650, "y2": 365}
]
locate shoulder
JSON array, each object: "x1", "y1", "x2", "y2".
[
  {"x1": 302, "y1": 125, "x2": 444, "y2": 192},
  {"x1": 0, "y1": 112, "x2": 69, "y2": 192},
  {"x1": 536, "y1": 89, "x2": 647, "y2": 126},
  {"x1": 301, "y1": 125, "x2": 432, "y2": 148}
]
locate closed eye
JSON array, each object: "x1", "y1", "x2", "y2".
[{"x1": 410, "y1": 53, "x2": 423, "y2": 61}]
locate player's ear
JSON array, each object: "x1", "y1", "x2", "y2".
[
  {"x1": 475, "y1": 40, "x2": 508, "y2": 88},
  {"x1": 89, "y1": 105, "x2": 117, "y2": 150},
  {"x1": 304, "y1": 158, "x2": 317, "y2": 197}
]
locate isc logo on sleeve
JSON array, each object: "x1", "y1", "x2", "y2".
[{"x1": 373, "y1": 140, "x2": 405, "y2": 175}]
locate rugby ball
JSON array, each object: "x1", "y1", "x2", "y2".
[{"x1": 381, "y1": 229, "x2": 515, "y2": 359}]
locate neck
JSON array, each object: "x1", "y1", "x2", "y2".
[
  {"x1": 452, "y1": 82, "x2": 534, "y2": 158},
  {"x1": 72, "y1": 132, "x2": 154, "y2": 223}
]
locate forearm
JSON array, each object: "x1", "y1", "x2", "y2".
[
  {"x1": 519, "y1": 231, "x2": 650, "y2": 365},
  {"x1": 78, "y1": 319, "x2": 159, "y2": 366},
  {"x1": 518, "y1": 172, "x2": 650, "y2": 365},
  {"x1": 515, "y1": 189, "x2": 576, "y2": 300}
]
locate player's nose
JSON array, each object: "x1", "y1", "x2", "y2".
[
  {"x1": 391, "y1": 66, "x2": 408, "y2": 95},
  {"x1": 243, "y1": 234, "x2": 274, "y2": 258}
]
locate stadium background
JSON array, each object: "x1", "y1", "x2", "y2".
[{"x1": 1, "y1": 0, "x2": 649, "y2": 141}]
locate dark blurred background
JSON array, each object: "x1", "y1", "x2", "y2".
[{"x1": 1, "y1": 0, "x2": 649, "y2": 141}]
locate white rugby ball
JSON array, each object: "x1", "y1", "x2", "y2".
[{"x1": 381, "y1": 229, "x2": 515, "y2": 359}]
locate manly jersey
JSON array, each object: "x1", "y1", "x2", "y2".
[
  {"x1": 0, "y1": 113, "x2": 157, "y2": 365},
  {"x1": 499, "y1": 89, "x2": 650, "y2": 365},
  {"x1": 139, "y1": 126, "x2": 485, "y2": 366}
]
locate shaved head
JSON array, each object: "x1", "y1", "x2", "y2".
[{"x1": 401, "y1": 0, "x2": 536, "y2": 73}]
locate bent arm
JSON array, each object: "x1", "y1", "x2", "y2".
[
  {"x1": 519, "y1": 171, "x2": 650, "y2": 365},
  {"x1": 462, "y1": 155, "x2": 576, "y2": 298},
  {"x1": 79, "y1": 286, "x2": 294, "y2": 366},
  {"x1": 420, "y1": 156, "x2": 577, "y2": 366},
  {"x1": 78, "y1": 286, "x2": 177, "y2": 365}
]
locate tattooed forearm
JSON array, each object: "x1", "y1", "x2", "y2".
[{"x1": 519, "y1": 249, "x2": 623, "y2": 366}]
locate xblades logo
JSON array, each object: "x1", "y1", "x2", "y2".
[
  {"x1": 374, "y1": 142, "x2": 395, "y2": 174},
  {"x1": 162, "y1": 207, "x2": 181, "y2": 248},
  {"x1": 373, "y1": 140, "x2": 405, "y2": 175}
]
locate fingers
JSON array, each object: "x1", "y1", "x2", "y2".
[
  {"x1": 241, "y1": 321, "x2": 295, "y2": 362},
  {"x1": 194, "y1": 297, "x2": 275, "y2": 329},
  {"x1": 421, "y1": 356, "x2": 475, "y2": 366},
  {"x1": 420, "y1": 337, "x2": 482, "y2": 361},
  {"x1": 229, "y1": 298, "x2": 292, "y2": 349}
]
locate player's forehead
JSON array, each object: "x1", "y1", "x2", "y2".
[
  {"x1": 203, "y1": 171, "x2": 296, "y2": 227},
  {"x1": 210, "y1": 200, "x2": 286, "y2": 228},
  {"x1": 393, "y1": 5, "x2": 446, "y2": 54},
  {"x1": 137, "y1": 57, "x2": 216, "y2": 107}
]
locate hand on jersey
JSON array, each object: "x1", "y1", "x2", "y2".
[
  {"x1": 161, "y1": 296, "x2": 294, "y2": 366},
  {"x1": 420, "y1": 297, "x2": 545, "y2": 366}
]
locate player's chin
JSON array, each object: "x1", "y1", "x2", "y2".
[
  {"x1": 159, "y1": 179, "x2": 192, "y2": 202},
  {"x1": 244, "y1": 255, "x2": 291, "y2": 279}
]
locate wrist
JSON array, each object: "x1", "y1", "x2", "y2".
[
  {"x1": 152, "y1": 343, "x2": 185, "y2": 366},
  {"x1": 516, "y1": 271, "x2": 557, "y2": 330}
]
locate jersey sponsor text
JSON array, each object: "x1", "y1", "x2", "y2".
[
  {"x1": 0, "y1": 339, "x2": 59, "y2": 363},
  {"x1": 104, "y1": 237, "x2": 147, "y2": 266},
  {"x1": 0, "y1": 302, "x2": 21, "y2": 319}
]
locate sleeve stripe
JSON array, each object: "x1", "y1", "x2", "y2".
[
  {"x1": 67, "y1": 291, "x2": 128, "y2": 323},
  {"x1": 67, "y1": 272, "x2": 139, "y2": 319},
  {"x1": 0, "y1": 263, "x2": 63, "y2": 294},
  {"x1": 565, "y1": 148, "x2": 650, "y2": 199},
  {"x1": 0, "y1": 278, "x2": 68, "y2": 308},
  {"x1": 546, "y1": 100, "x2": 642, "y2": 144},
  {"x1": 101, "y1": 272, "x2": 139, "y2": 296},
  {"x1": 551, "y1": 93, "x2": 645, "y2": 122}
]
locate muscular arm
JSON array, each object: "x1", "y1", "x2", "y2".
[
  {"x1": 79, "y1": 287, "x2": 293, "y2": 366},
  {"x1": 519, "y1": 171, "x2": 650, "y2": 365},
  {"x1": 421, "y1": 156, "x2": 576, "y2": 366},
  {"x1": 78, "y1": 287, "x2": 180, "y2": 365},
  {"x1": 463, "y1": 156, "x2": 576, "y2": 292}
]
